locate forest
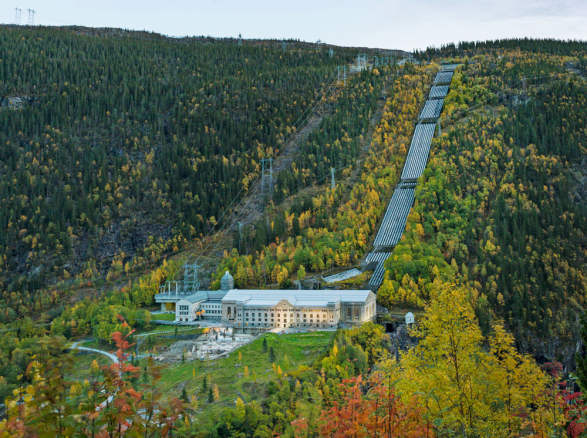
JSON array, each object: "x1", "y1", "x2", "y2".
[
  {"x1": 0, "y1": 30, "x2": 585, "y2": 437},
  {"x1": 0, "y1": 25, "x2": 358, "y2": 319},
  {"x1": 378, "y1": 49, "x2": 586, "y2": 366}
]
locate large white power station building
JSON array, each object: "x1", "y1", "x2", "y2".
[
  {"x1": 155, "y1": 270, "x2": 376, "y2": 330},
  {"x1": 221, "y1": 288, "x2": 376, "y2": 329}
]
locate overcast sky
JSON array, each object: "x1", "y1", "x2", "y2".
[{"x1": 2, "y1": 1, "x2": 586, "y2": 51}]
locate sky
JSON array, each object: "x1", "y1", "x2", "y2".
[{"x1": 2, "y1": 0, "x2": 586, "y2": 51}]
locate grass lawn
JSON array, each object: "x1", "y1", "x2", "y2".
[
  {"x1": 152, "y1": 312, "x2": 175, "y2": 321},
  {"x1": 69, "y1": 351, "x2": 112, "y2": 380},
  {"x1": 153, "y1": 331, "x2": 335, "y2": 420},
  {"x1": 76, "y1": 326, "x2": 203, "y2": 353},
  {"x1": 68, "y1": 330, "x2": 334, "y2": 425}
]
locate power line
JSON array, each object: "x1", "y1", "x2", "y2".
[{"x1": 183, "y1": 263, "x2": 200, "y2": 292}]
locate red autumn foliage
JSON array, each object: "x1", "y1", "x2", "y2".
[
  {"x1": 318, "y1": 374, "x2": 431, "y2": 438},
  {"x1": 543, "y1": 361, "x2": 586, "y2": 438}
]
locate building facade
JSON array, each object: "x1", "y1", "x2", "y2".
[
  {"x1": 221, "y1": 289, "x2": 376, "y2": 330},
  {"x1": 174, "y1": 290, "x2": 227, "y2": 322},
  {"x1": 157, "y1": 270, "x2": 376, "y2": 329}
]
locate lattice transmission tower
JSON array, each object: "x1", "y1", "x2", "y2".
[
  {"x1": 330, "y1": 167, "x2": 336, "y2": 189},
  {"x1": 183, "y1": 263, "x2": 201, "y2": 293},
  {"x1": 260, "y1": 158, "x2": 273, "y2": 196}
]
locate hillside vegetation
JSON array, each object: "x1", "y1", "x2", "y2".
[
  {"x1": 0, "y1": 26, "x2": 357, "y2": 317},
  {"x1": 0, "y1": 33, "x2": 585, "y2": 437},
  {"x1": 379, "y1": 48, "x2": 586, "y2": 365}
]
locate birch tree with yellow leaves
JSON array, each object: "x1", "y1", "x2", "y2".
[{"x1": 395, "y1": 281, "x2": 552, "y2": 437}]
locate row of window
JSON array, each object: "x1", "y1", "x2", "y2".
[
  {"x1": 243, "y1": 322, "x2": 336, "y2": 328},
  {"x1": 244, "y1": 312, "x2": 332, "y2": 318},
  {"x1": 245, "y1": 317, "x2": 332, "y2": 323}
]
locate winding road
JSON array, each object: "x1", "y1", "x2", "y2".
[
  {"x1": 68, "y1": 326, "x2": 202, "y2": 364},
  {"x1": 70, "y1": 341, "x2": 119, "y2": 364}
]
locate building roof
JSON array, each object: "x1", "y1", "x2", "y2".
[
  {"x1": 175, "y1": 289, "x2": 228, "y2": 304},
  {"x1": 207, "y1": 290, "x2": 228, "y2": 301},
  {"x1": 177, "y1": 292, "x2": 208, "y2": 304},
  {"x1": 323, "y1": 268, "x2": 362, "y2": 284},
  {"x1": 222, "y1": 289, "x2": 373, "y2": 308}
]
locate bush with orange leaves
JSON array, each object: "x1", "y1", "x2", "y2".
[{"x1": 316, "y1": 374, "x2": 430, "y2": 438}]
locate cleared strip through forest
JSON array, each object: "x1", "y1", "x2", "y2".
[
  {"x1": 219, "y1": 65, "x2": 393, "y2": 240},
  {"x1": 228, "y1": 77, "x2": 341, "y2": 229}
]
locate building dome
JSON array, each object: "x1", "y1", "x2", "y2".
[{"x1": 220, "y1": 270, "x2": 234, "y2": 291}]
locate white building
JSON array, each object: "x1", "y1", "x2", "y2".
[
  {"x1": 221, "y1": 289, "x2": 376, "y2": 330},
  {"x1": 170, "y1": 271, "x2": 234, "y2": 322},
  {"x1": 175, "y1": 290, "x2": 227, "y2": 322},
  {"x1": 157, "y1": 270, "x2": 377, "y2": 329}
]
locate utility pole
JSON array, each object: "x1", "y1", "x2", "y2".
[
  {"x1": 14, "y1": 8, "x2": 22, "y2": 25},
  {"x1": 260, "y1": 158, "x2": 273, "y2": 196},
  {"x1": 27, "y1": 9, "x2": 35, "y2": 26},
  {"x1": 338, "y1": 65, "x2": 347, "y2": 84},
  {"x1": 330, "y1": 167, "x2": 335, "y2": 190}
]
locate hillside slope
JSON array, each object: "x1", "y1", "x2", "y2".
[
  {"x1": 380, "y1": 44, "x2": 586, "y2": 366},
  {"x1": 0, "y1": 26, "x2": 364, "y2": 316},
  {"x1": 0, "y1": 37, "x2": 585, "y2": 438}
]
